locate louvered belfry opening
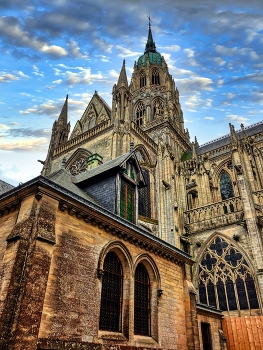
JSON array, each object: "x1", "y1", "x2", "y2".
[
  {"x1": 99, "y1": 252, "x2": 123, "y2": 331},
  {"x1": 134, "y1": 263, "x2": 150, "y2": 335}
]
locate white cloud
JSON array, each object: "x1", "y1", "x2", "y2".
[
  {"x1": 68, "y1": 40, "x2": 89, "y2": 59},
  {"x1": 0, "y1": 124, "x2": 10, "y2": 130},
  {"x1": 116, "y1": 45, "x2": 140, "y2": 58},
  {"x1": 204, "y1": 117, "x2": 214, "y2": 120},
  {"x1": 0, "y1": 17, "x2": 68, "y2": 58}
]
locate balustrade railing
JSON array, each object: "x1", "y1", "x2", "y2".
[{"x1": 183, "y1": 196, "x2": 243, "y2": 233}]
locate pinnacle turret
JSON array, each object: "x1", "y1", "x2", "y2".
[
  {"x1": 117, "y1": 60, "x2": 128, "y2": 89},
  {"x1": 58, "y1": 94, "x2": 68, "y2": 126}
]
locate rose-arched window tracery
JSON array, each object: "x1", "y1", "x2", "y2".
[
  {"x1": 198, "y1": 236, "x2": 259, "y2": 311},
  {"x1": 151, "y1": 68, "x2": 160, "y2": 85},
  {"x1": 153, "y1": 98, "x2": 164, "y2": 118},
  {"x1": 69, "y1": 157, "x2": 88, "y2": 175},
  {"x1": 135, "y1": 101, "x2": 146, "y2": 126},
  {"x1": 140, "y1": 70, "x2": 146, "y2": 88}
]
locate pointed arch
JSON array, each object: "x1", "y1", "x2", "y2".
[
  {"x1": 134, "y1": 100, "x2": 146, "y2": 126},
  {"x1": 195, "y1": 234, "x2": 260, "y2": 312},
  {"x1": 134, "y1": 144, "x2": 153, "y2": 167},
  {"x1": 65, "y1": 148, "x2": 92, "y2": 175},
  {"x1": 151, "y1": 67, "x2": 160, "y2": 85},
  {"x1": 139, "y1": 70, "x2": 146, "y2": 88},
  {"x1": 220, "y1": 171, "x2": 234, "y2": 200},
  {"x1": 152, "y1": 97, "x2": 164, "y2": 118}
]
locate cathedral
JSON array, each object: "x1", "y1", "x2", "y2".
[{"x1": 0, "y1": 23, "x2": 263, "y2": 350}]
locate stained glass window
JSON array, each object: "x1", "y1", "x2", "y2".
[
  {"x1": 138, "y1": 170, "x2": 151, "y2": 218},
  {"x1": 220, "y1": 172, "x2": 234, "y2": 200},
  {"x1": 198, "y1": 236, "x2": 259, "y2": 312},
  {"x1": 99, "y1": 252, "x2": 123, "y2": 331},
  {"x1": 136, "y1": 101, "x2": 146, "y2": 126},
  {"x1": 120, "y1": 179, "x2": 135, "y2": 222},
  {"x1": 134, "y1": 263, "x2": 150, "y2": 335}
]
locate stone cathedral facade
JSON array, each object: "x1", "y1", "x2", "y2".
[{"x1": 1, "y1": 25, "x2": 263, "y2": 350}]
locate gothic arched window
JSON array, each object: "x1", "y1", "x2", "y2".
[
  {"x1": 198, "y1": 236, "x2": 259, "y2": 312},
  {"x1": 134, "y1": 263, "x2": 150, "y2": 335},
  {"x1": 135, "y1": 101, "x2": 145, "y2": 126},
  {"x1": 140, "y1": 70, "x2": 146, "y2": 88},
  {"x1": 99, "y1": 252, "x2": 123, "y2": 331},
  {"x1": 151, "y1": 68, "x2": 160, "y2": 85},
  {"x1": 153, "y1": 98, "x2": 164, "y2": 118},
  {"x1": 220, "y1": 172, "x2": 234, "y2": 200}
]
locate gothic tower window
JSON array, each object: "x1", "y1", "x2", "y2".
[
  {"x1": 120, "y1": 178, "x2": 135, "y2": 222},
  {"x1": 140, "y1": 70, "x2": 146, "y2": 88},
  {"x1": 135, "y1": 101, "x2": 146, "y2": 126},
  {"x1": 151, "y1": 67, "x2": 160, "y2": 85},
  {"x1": 220, "y1": 172, "x2": 234, "y2": 200},
  {"x1": 99, "y1": 252, "x2": 123, "y2": 332},
  {"x1": 198, "y1": 236, "x2": 259, "y2": 312},
  {"x1": 138, "y1": 169, "x2": 151, "y2": 218},
  {"x1": 153, "y1": 98, "x2": 164, "y2": 118},
  {"x1": 134, "y1": 263, "x2": 150, "y2": 335}
]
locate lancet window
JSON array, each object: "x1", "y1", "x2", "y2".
[
  {"x1": 220, "y1": 172, "x2": 234, "y2": 200},
  {"x1": 140, "y1": 70, "x2": 146, "y2": 88},
  {"x1": 151, "y1": 68, "x2": 160, "y2": 85},
  {"x1": 134, "y1": 263, "x2": 150, "y2": 335},
  {"x1": 135, "y1": 101, "x2": 146, "y2": 126},
  {"x1": 198, "y1": 236, "x2": 259, "y2": 312},
  {"x1": 99, "y1": 252, "x2": 123, "y2": 331},
  {"x1": 153, "y1": 98, "x2": 164, "y2": 118}
]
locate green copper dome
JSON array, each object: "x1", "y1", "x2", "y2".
[
  {"x1": 137, "y1": 24, "x2": 162, "y2": 69},
  {"x1": 137, "y1": 51, "x2": 162, "y2": 69}
]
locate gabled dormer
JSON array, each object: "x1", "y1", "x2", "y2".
[{"x1": 72, "y1": 151, "x2": 146, "y2": 223}]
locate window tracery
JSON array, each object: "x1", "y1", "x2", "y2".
[
  {"x1": 151, "y1": 68, "x2": 160, "y2": 85},
  {"x1": 135, "y1": 101, "x2": 146, "y2": 126},
  {"x1": 198, "y1": 236, "x2": 259, "y2": 311},
  {"x1": 140, "y1": 70, "x2": 146, "y2": 88},
  {"x1": 220, "y1": 172, "x2": 234, "y2": 200},
  {"x1": 134, "y1": 263, "x2": 150, "y2": 335},
  {"x1": 69, "y1": 157, "x2": 88, "y2": 175},
  {"x1": 153, "y1": 98, "x2": 164, "y2": 117},
  {"x1": 99, "y1": 252, "x2": 123, "y2": 332}
]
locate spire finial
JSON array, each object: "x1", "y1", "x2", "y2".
[
  {"x1": 147, "y1": 14, "x2": 152, "y2": 29},
  {"x1": 145, "y1": 15, "x2": 156, "y2": 54}
]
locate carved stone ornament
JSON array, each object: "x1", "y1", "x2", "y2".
[{"x1": 69, "y1": 157, "x2": 88, "y2": 175}]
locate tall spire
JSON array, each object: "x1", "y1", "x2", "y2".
[
  {"x1": 145, "y1": 15, "x2": 157, "y2": 54},
  {"x1": 58, "y1": 94, "x2": 68, "y2": 126},
  {"x1": 117, "y1": 60, "x2": 128, "y2": 89}
]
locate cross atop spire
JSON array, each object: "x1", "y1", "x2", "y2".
[{"x1": 145, "y1": 15, "x2": 157, "y2": 54}]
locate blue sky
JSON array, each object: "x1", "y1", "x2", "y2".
[{"x1": 1, "y1": 0, "x2": 263, "y2": 185}]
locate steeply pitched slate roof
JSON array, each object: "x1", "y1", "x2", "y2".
[
  {"x1": 72, "y1": 152, "x2": 132, "y2": 184},
  {"x1": 196, "y1": 121, "x2": 263, "y2": 155},
  {"x1": 47, "y1": 169, "x2": 99, "y2": 204},
  {"x1": 0, "y1": 180, "x2": 15, "y2": 195}
]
